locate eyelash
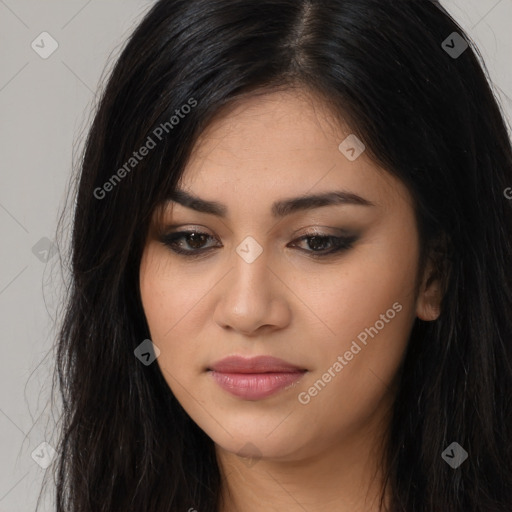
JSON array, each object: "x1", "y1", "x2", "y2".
[{"x1": 159, "y1": 229, "x2": 357, "y2": 259}]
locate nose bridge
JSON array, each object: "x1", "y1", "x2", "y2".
[
  {"x1": 229, "y1": 238, "x2": 272, "y2": 306},
  {"x1": 214, "y1": 236, "x2": 290, "y2": 333}
]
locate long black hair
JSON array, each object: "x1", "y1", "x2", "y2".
[{"x1": 48, "y1": 0, "x2": 512, "y2": 510}]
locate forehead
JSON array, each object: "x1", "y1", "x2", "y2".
[
  {"x1": 190, "y1": 89, "x2": 347, "y2": 162},
  {"x1": 175, "y1": 89, "x2": 409, "y2": 215}
]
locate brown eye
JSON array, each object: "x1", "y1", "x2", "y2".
[
  {"x1": 289, "y1": 233, "x2": 357, "y2": 257},
  {"x1": 160, "y1": 230, "x2": 220, "y2": 256},
  {"x1": 160, "y1": 229, "x2": 357, "y2": 259}
]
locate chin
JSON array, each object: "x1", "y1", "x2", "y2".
[{"x1": 208, "y1": 422, "x2": 308, "y2": 462}]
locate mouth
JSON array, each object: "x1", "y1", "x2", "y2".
[
  {"x1": 208, "y1": 354, "x2": 306, "y2": 373},
  {"x1": 207, "y1": 355, "x2": 307, "y2": 400}
]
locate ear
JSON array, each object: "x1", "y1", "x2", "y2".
[
  {"x1": 415, "y1": 237, "x2": 449, "y2": 321},
  {"x1": 416, "y1": 264, "x2": 442, "y2": 321}
]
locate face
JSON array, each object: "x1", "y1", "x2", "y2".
[{"x1": 139, "y1": 89, "x2": 440, "y2": 462}]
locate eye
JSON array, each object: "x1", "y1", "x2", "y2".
[
  {"x1": 159, "y1": 230, "x2": 220, "y2": 256},
  {"x1": 159, "y1": 229, "x2": 357, "y2": 258},
  {"x1": 288, "y1": 232, "x2": 357, "y2": 257}
]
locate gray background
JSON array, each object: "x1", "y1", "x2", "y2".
[{"x1": 1, "y1": 1, "x2": 511, "y2": 510}]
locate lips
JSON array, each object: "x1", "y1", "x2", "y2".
[
  {"x1": 208, "y1": 355, "x2": 305, "y2": 373},
  {"x1": 207, "y1": 355, "x2": 307, "y2": 400}
]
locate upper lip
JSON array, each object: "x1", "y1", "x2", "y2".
[{"x1": 208, "y1": 355, "x2": 306, "y2": 374}]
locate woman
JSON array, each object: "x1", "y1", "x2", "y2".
[{"x1": 49, "y1": 0, "x2": 512, "y2": 510}]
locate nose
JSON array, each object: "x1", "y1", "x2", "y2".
[{"x1": 213, "y1": 247, "x2": 291, "y2": 336}]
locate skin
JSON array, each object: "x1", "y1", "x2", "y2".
[{"x1": 139, "y1": 88, "x2": 442, "y2": 512}]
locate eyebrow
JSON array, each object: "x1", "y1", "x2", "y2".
[{"x1": 166, "y1": 188, "x2": 375, "y2": 218}]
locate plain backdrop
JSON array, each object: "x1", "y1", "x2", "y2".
[{"x1": 0, "y1": 1, "x2": 511, "y2": 510}]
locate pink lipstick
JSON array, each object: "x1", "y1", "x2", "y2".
[{"x1": 207, "y1": 355, "x2": 307, "y2": 400}]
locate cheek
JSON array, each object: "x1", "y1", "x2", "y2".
[
  {"x1": 139, "y1": 245, "x2": 214, "y2": 386},
  {"x1": 303, "y1": 304, "x2": 413, "y2": 442},
  {"x1": 292, "y1": 225, "x2": 419, "y2": 348},
  {"x1": 296, "y1": 231, "x2": 419, "y2": 431},
  {"x1": 140, "y1": 244, "x2": 204, "y2": 334}
]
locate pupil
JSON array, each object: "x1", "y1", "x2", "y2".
[
  {"x1": 309, "y1": 236, "x2": 329, "y2": 251},
  {"x1": 188, "y1": 233, "x2": 206, "y2": 249}
]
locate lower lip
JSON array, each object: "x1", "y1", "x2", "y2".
[{"x1": 209, "y1": 371, "x2": 306, "y2": 400}]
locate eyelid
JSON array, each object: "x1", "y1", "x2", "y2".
[
  {"x1": 295, "y1": 225, "x2": 353, "y2": 237},
  {"x1": 160, "y1": 223, "x2": 350, "y2": 237},
  {"x1": 159, "y1": 223, "x2": 214, "y2": 234},
  {"x1": 159, "y1": 224, "x2": 351, "y2": 241}
]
